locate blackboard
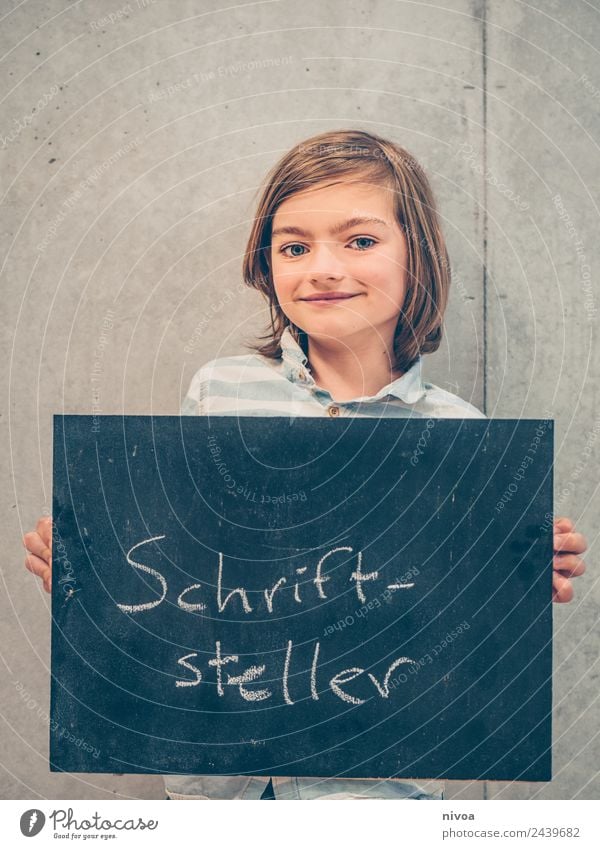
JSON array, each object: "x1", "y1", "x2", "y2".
[{"x1": 50, "y1": 415, "x2": 554, "y2": 781}]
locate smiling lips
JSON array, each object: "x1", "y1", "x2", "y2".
[{"x1": 300, "y1": 292, "x2": 361, "y2": 302}]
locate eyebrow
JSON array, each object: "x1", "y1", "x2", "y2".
[{"x1": 271, "y1": 216, "x2": 391, "y2": 239}]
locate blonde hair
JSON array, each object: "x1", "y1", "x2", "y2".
[{"x1": 242, "y1": 128, "x2": 451, "y2": 373}]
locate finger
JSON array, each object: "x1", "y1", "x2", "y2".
[
  {"x1": 24, "y1": 553, "x2": 51, "y2": 582},
  {"x1": 552, "y1": 571, "x2": 574, "y2": 604},
  {"x1": 553, "y1": 554, "x2": 586, "y2": 577},
  {"x1": 554, "y1": 531, "x2": 587, "y2": 554},
  {"x1": 35, "y1": 516, "x2": 53, "y2": 548},
  {"x1": 22, "y1": 531, "x2": 52, "y2": 565},
  {"x1": 553, "y1": 517, "x2": 574, "y2": 532}
]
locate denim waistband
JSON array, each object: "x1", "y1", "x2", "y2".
[{"x1": 163, "y1": 774, "x2": 444, "y2": 800}]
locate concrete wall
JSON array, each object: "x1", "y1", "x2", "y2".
[{"x1": 1, "y1": 0, "x2": 597, "y2": 800}]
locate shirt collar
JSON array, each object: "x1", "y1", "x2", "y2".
[{"x1": 279, "y1": 325, "x2": 427, "y2": 404}]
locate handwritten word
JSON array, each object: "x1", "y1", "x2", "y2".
[
  {"x1": 117, "y1": 536, "x2": 414, "y2": 617},
  {"x1": 175, "y1": 639, "x2": 415, "y2": 706}
]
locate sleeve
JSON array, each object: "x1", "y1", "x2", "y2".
[{"x1": 180, "y1": 362, "x2": 212, "y2": 416}]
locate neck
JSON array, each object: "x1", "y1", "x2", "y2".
[{"x1": 306, "y1": 333, "x2": 403, "y2": 402}]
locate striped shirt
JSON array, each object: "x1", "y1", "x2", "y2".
[
  {"x1": 181, "y1": 326, "x2": 486, "y2": 421},
  {"x1": 168, "y1": 326, "x2": 486, "y2": 800}
]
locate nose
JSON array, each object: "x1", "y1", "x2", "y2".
[{"x1": 306, "y1": 241, "x2": 345, "y2": 284}]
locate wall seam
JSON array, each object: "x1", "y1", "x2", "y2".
[
  {"x1": 482, "y1": 0, "x2": 488, "y2": 421},
  {"x1": 482, "y1": 0, "x2": 489, "y2": 803}
]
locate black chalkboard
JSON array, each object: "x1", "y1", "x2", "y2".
[{"x1": 50, "y1": 415, "x2": 553, "y2": 781}]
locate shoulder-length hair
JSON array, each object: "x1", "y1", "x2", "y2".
[{"x1": 242, "y1": 128, "x2": 451, "y2": 373}]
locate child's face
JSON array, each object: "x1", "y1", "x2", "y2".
[{"x1": 270, "y1": 179, "x2": 408, "y2": 356}]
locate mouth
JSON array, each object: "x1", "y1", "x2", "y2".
[{"x1": 299, "y1": 293, "x2": 361, "y2": 302}]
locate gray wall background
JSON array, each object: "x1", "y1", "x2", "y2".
[{"x1": 1, "y1": 0, "x2": 598, "y2": 800}]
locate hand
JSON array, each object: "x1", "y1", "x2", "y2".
[
  {"x1": 553, "y1": 517, "x2": 586, "y2": 603},
  {"x1": 23, "y1": 516, "x2": 53, "y2": 594}
]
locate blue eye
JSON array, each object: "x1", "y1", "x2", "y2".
[
  {"x1": 279, "y1": 237, "x2": 376, "y2": 256},
  {"x1": 350, "y1": 236, "x2": 376, "y2": 250},
  {"x1": 281, "y1": 243, "x2": 307, "y2": 257}
]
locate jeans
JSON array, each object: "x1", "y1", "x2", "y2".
[{"x1": 163, "y1": 774, "x2": 444, "y2": 800}]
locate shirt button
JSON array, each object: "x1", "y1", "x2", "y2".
[{"x1": 328, "y1": 405, "x2": 340, "y2": 417}]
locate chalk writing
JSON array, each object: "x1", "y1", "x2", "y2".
[
  {"x1": 116, "y1": 536, "x2": 420, "y2": 707},
  {"x1": 173, "y1": 639, "x2": 417, "y2": 706},
  {"x1": 116, "y1": 537, "x2": 416, "y2": 618}
]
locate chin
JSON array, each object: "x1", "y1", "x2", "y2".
[{"x1": 306, "y1": 325, "x2": 366, "y2": 342}]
